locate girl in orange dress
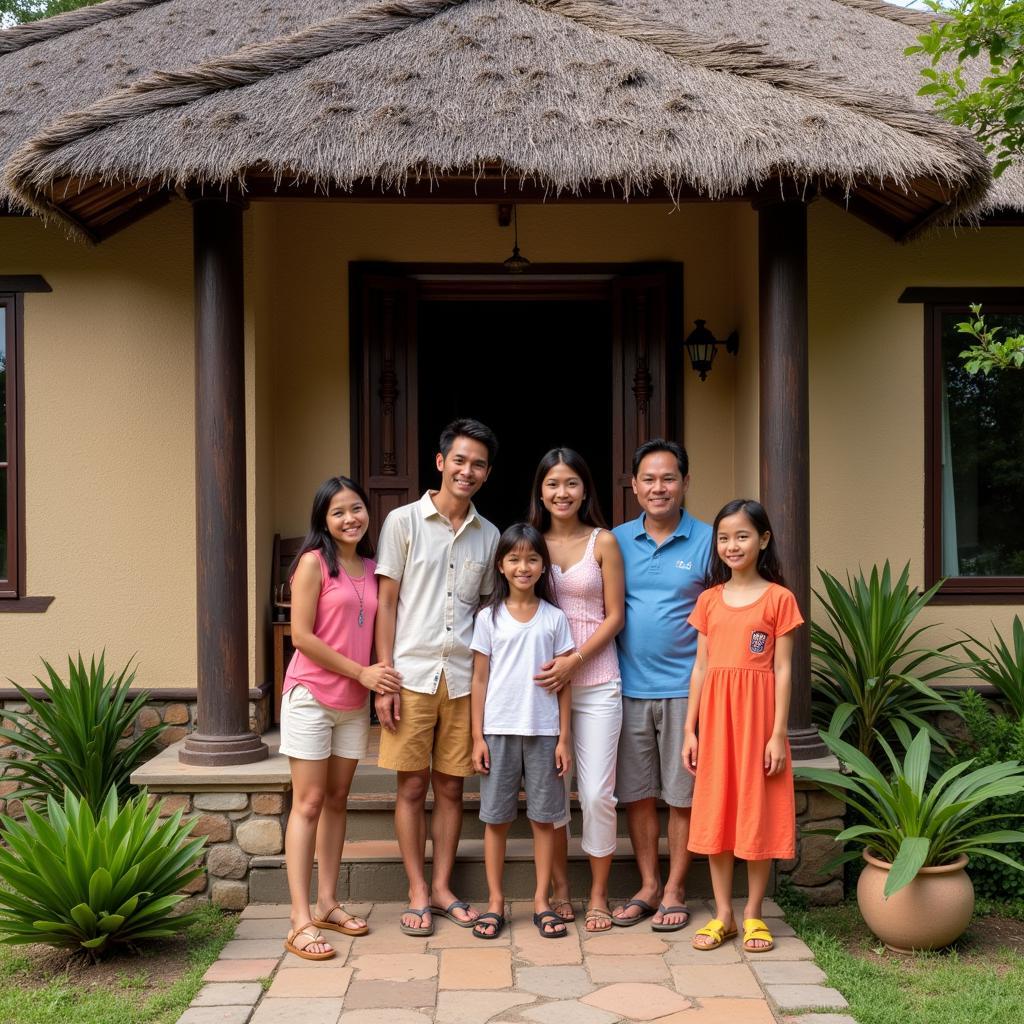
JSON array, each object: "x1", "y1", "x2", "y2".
[{"x1": 682, "y1": 499, "x2": 802, "y2": 954}]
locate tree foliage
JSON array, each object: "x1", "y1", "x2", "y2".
[
  {"x1": 0, "y1": 0, "x2": 101, "y2": 26},
  {"x1": 907, "y1": 0, "x2": 1024, "y2": 177},
  {"x1": 956, "y1": 304, "x2": 1024, "y2": 373}
]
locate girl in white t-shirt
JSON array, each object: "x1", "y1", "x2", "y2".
[{"x1": 470, "y1": 523, "x2": 576, "y2": 940}]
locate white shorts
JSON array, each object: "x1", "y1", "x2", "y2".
[{"x1": 279, "y1": 684, "x2": 370, "y2": 761}]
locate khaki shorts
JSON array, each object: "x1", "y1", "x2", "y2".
[{"x1": 377, "y1": 674, "x2": 473, "y2": 777}]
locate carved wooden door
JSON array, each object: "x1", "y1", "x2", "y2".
[
  {"x1": 610, "y1": 272, "x2": 675, "y2": 525},
  {"x1": 355, "y1": 272, "x2": 418, "y2": 540}
]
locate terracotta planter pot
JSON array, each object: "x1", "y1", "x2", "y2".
[{"x1": 857, "y1": 849, "x2": 974, "y2": 953}]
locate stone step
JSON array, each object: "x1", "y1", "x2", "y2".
[
  {"x1": 248, "y1": 836, "x2": 752, "y2": 903},
  {"x1": 343, "y1": 790, "x2": 669, "y2": 840}
]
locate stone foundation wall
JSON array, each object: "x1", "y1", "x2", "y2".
[
  {"x1": 150, "y1": 789, "x2": 290, "y2": 912},
  {"x1": 0, "y1": 693, "x2": 271, "y2": 821},
  {"x1": 778, "y1": 779, "x2": 846, "y2": 905}
]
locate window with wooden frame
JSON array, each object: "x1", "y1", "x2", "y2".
[
  {"x1": 922, "y1": 294, "x2": 1024, "y2": 601},
  {"x1": 0, "y1": 293, "x2": 21, "y2": 598},
  {"x1": 0, "y1": 277, "x2": 52, "y2": 609}
]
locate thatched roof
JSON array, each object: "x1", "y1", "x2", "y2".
[{"x1": 0, "y1": 0, "x2": 1016, "y2": 242}]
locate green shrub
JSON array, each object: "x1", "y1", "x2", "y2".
[
  {"x1": 0, "y1": 653, "x2": 168, "y2": 807},
  {"x1": 811, "y1": 562, "x2": 960, "y2": 761},
  {"x1": 960, "y1": 614, "x2": 1024, "y2": 720},
  {"x1": 950, "y1": 689, "x2": 1024, "y2": 900},
  {"x1": 0, "y1": 787, "x2": 205, "y2": 957}
]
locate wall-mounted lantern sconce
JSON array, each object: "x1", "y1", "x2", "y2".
[{"x1": 684, "y1": 319, "x2": 739, "y2": 382}]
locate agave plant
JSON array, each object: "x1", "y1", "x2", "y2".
[
  {"x1": 811, "y1": 562, "x2": 960, "y2": 760},
  {"x1": 796, "y1": 727, "x2": 1024, "y2": 897},
  {"x1": 0, "y1": 653, "x2": 168, "y2": 807},
  {"x1": 961, "y1": 615, "x2": 1024, "y2": 722},
  {"x1": 0, "y1": 788, "x2": 205, "y2": 956}
]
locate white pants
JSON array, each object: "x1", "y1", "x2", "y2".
[{"x1": 558, "y1": 680, "x2": 623, "y2": 858}]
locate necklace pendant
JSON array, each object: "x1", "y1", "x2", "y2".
[{"x1": 358, "y1": 609, "x2": 365, "y2": 628}]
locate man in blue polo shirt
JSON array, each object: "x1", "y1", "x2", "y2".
[{"x1": 610, "y1": 439, "x2": 712, "y2": 931}]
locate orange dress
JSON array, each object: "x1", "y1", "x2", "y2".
[{"x1": 686, "y1": 583, "x2": 803, "y2": 861}]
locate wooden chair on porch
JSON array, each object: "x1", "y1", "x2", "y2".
[{"x1": 271, "y1": 533, "x2": 304, "y2": 722}]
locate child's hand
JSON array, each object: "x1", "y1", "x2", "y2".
[
  {"x1": 682, "y1": 731, "x2": 698, "y2": 776},
  {"x1": 764, "y1": 734, "x2": 787, "y2": 776},
  {"x1": 534, "y1": 655, "x2": 576, "y2": 693},
  {"x1": 473, "y1": 738, "x2": 490, "y2": 774},
  {"x1": 555, "y1": 740, "x2": 572, "y2": 778}
]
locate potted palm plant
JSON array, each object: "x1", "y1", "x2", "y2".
[{"x1": 796, "y1": 727, "x2": 1024, "y2": 952}]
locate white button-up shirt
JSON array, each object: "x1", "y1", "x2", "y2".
[{"x1": 375, "y1": 491, "x2": 500, "y2": 698}]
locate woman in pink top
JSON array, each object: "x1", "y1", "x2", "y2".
[
  {"x1": 529, "y1": 449, "x2": 625, "y2": 932},
  {"x1": 281, "y1": 476, "x2": 402, "y2": 960}
]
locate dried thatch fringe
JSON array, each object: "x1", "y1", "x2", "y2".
[
  {"x1": 4, "y1": 0, "x2": 461, "y2": 197},
  {"x1": 0, "y1": 0, "x2": 171, "y2": 56},
  {"x1": 526, "y1": 0, "x2": 990, "y2": 211},
  {"x1": 828, "y1": 0, "x2": 949, "y2": 31}
]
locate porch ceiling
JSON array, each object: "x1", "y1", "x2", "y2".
[{"x1": 0, "y1": 0, "x2": 1017, "y2": 242}]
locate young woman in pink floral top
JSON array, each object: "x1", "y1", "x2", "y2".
[{"x1": 529, "y1": 448, "x2": 625, "y2": 932}]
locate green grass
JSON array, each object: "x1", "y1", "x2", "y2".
[
  {"x1": 0, "y1": 905, "x2": 237, "y2": 1024},
  {"x1": 787, "y1": 901, "x2": 1024, "y2": 1024}
]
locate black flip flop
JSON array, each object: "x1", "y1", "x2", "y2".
[
  {"x1": 611, "y1": 898, "x2": 657, "y2": 927},
  {"x1": 430, "y1": 900, "x2": 477, "y2": 928},
  {"x1": 472, "y1": 911, "x2": 506, "y2": 939},
  {"x1": 533, "y1": 909, "x2": 568, "y2": 938},
  {"x1": 651, "y1": 904, "x2": 691, "y2": 932}
]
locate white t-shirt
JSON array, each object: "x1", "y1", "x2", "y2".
[{"x1": 471, "y1": 599, "x2": 575, "y2": 736}]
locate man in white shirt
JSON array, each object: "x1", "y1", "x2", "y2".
[{"x1": 375, "y1": 419, "x2": 500, "y2": 935}]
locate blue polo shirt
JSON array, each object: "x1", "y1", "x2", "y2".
[{"x1": 612, "y1": 510, "x2": 712, "y2": 699}]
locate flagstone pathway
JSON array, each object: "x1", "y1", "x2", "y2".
[{"x1": 177, "y1": 900, "x2": 854, "y2": 1024}]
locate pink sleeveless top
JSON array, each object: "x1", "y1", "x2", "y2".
[
  {"x1": 550, "y1": 529, "x2": 621, "y2": 688},
  {"x1": 283, "y1": 550, "x2": 376, "y2": 711}
]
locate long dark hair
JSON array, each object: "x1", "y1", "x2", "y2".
[
  {"x1": 289, "y1": 476, "x2": 374, "y2": 580},
  {"x1": 527, "y1": 447, "x2": 607, "y2": 532},
  {"x1": 705, "y1": 499, "x2": 786, "y2": 588},
  {"x1": 482, "y1": 523, "x2": 559, "y2": 621}
]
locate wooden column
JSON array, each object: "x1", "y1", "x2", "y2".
[
  {"x1": 180, "y1": 198, "x2": 268, "y2": 766},
  {"x1": 758, "y1": 200, "x2": 827, "y2": 760}
]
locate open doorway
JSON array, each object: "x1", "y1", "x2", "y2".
[
  {"x1": 417, "y1": 298, "x2": 613, "y2": 530},
  {"x1": 352, "y1": 262, "x2": 682, "y2": 535}
]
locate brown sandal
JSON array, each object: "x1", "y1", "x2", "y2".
[
  {"x1": 551, "y1": 898, "x2": 576, "y2": 922},
  {"x1": 313, "y1": 902, "x2": 370, "y2": 937},
  {"x1": 284, "y1": 924, "x2": 335, "y2": 960},
  {"x1": 585, "y1": 907, "x2": 613, "y2": 932}
]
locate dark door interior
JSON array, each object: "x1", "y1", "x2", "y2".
[
  {"x1": 416, "y1": 299, "x2": 614, "y2": 531},
  {"x1": 353, "y1": 263, "x2": 680, "y2": 539}
]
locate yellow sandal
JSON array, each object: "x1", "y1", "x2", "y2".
[
  {"x1": 691, "y1": 918, "x2": 738, "y2": 950},
  {"x1": 742, "y1": 917, "x2": 775, "y2": 953}
]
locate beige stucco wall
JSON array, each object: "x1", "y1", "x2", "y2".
[
  {"x1": 262, "y1": 200, "x2": 745, "y2": 537},
  {"x1": 0, "y1": 206, "x2": 197, "y2": 690},
  {"x1": 806, "y1": 202, "x2": 1023, "y2": 653}
]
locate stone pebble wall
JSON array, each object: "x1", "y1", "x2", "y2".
[
  {"x1": 0, "y1": 696, "x2": 271, "y2": 821},
  {"x1": 150, "y1": 789, "x2": 290, "y2": 913},
  {"x1": 778, "y1": 784, "x2": 846, "y2": 906}
]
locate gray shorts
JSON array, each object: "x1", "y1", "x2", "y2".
[
  {"x1": 479, "y1": 734, "x2": 565, "y2": 825},
  {"x1": 615, "y1": 696, "x2": 694, "y2": 808}
]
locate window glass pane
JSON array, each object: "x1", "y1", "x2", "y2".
[
  {"x1": 942, "y1": 311, "x2": 1024, "y2": 576},
  {"x1": 0, "y1": 304, "x2": 6, "y2": 461}
]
